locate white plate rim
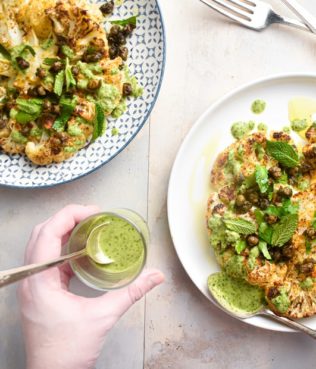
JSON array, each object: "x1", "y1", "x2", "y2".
[{"x1": 167, "y1": 72, "x2": 316, "y2": 333}]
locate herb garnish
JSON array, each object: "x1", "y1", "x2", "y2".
[
  {"x1": 224, "y1": 218, "x2": 256, "y2": 235},
  {"x1": 270, "y1": 213, "x2": 298, "y2": 247},
  {"x1": 255, "y1": 165, "x2": 269, "y2": 193},
  {"x1": 92, "y1": 102, "x2": 106, "y2": 141},
  {"x1": 110, "y1": 15, "x2": 137, "y2": 26},
  {"x1": 266, "y1": 141, "x2": 299, "y2": 168}
]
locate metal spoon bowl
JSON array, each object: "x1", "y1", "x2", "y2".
[{"x1": 208, "y1": 272, "x2": 316, "y2": 339}]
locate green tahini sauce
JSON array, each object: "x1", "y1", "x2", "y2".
[
  {"x1": 88, "y1": 216, "x2": 144, "y2": 273},
  {"x1": 231, "y1": 121, "x2": 255, "y2": 140},
  {"x1": 251, "y1": 99, "x2": 266, "y2": 114},
  {"x1": 208, "y1": 272, "x2": 264, "y2": 314}
]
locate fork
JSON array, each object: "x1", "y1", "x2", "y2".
[{"x1": 199, "y1": 0, "x2": 311, "y2": 33}]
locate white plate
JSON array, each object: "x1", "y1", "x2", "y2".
[{"x1": 168, "y1": 73, "x2": 316, "y2": 332}]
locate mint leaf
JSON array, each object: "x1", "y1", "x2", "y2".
[
  {"x1": 92, "y1": 103, "x2": 106, "y2": 141},
  {"x1": 52, "y1": 96, "x2": 77, "y2": 132},
  {"x1": 110, "y1": 15, "x2": 137, "y2": 26},
  {"x1": 61, "y1": 45, "x2": 74, "y2": 59},
  {"x1": 266, "y1": 205, "x2": 281, "y2": 217},
  {"x1": 15, "y1": 111, "x2": 37, "y2": 124},
  {"x1": 16, "y1": 98, "x2": 43, "y2": 115},
  {"x1": 259, "y1": 222, "x2": 273, "y2": 244},
  {"x1": 258, "y1": 241, "x2": 271, "y2": 260},
  {"x1": 65, "y1": 58, "x2": 76, "y2": 91},
  {"x1": 255, "y1": 165, "x2": 269, "y2": 193},
  {"x1": 224, "y1": 218, "x2": 256, "y2": 235},
  {"x1": 254, "y1": 209, "x2": 264, "y2": 224},
  {"x1": 271, "y1": 214, "x2": 298, "y2": 247},
  {"x1": 282, "y1": 199, "x2": 299, "y2": 215},
  {"x1": 235, "y1": 240, "x2": 246, "y2": 254},
  {"x1": 266, "y1": 141, "x2": 299, "y2": 168},
  {"x1": 54, "y1": 70, "x2": 65, "y2": 96}
]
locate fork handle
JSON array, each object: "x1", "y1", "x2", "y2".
[
  {"x1": 280, "y1": 0, "x2": 316, "y2": 34},
  {"x1": 261, "y1": 309, "x2": 316, "y2": 339},
  {"x1": 270, "y1": 12, "x2": 312, "y2": 33}
]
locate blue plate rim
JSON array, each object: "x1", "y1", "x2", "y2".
[{"x1": 0, "y1": 0, "x2": 166, "y2": 190}]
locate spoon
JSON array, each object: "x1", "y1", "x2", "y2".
[
  {"x1": 0, "y1": 223, "x2": 114, "y2": 288},
  {"x1": 208, "y1": 272, "x2": 316, "y2": 339}
]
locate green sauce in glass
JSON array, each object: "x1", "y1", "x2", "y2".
[
  {"x1": 88, "y1": 216, "x2": 144, "y2": 272},
  {"x1": 87, "y1": 216, "x2": 145, "y2": 273}
]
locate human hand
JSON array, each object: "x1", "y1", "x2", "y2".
[{"x1": 17, "y1": 204, "x2": 164, "y2": 369}]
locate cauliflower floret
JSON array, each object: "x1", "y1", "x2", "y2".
[
  {"x1": 25, "y1": 141, "x2": 75, "y2": 165},
  {"x1": 16, "y1": 0, "x2": 56, "y2": 39},
  {"x1": 45, "y1": 1, "x2": 104, "y2": 46},
  {"x1": 0, "y1": 0, "x2": 23, "y2": 48},
  {"x1": 75, "y1": 98, "x2": 96, "y2": 122}
]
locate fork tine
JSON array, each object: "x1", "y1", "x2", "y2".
[
  {"x1": 199, "y1": 0, "x2": 251, "y2": 24},
  {"x1": 225, "y1": 0, "x2": 255, "y2": 13},
  {"x1": 212, "y1": 0, "x2": 252, "y2": 19}
]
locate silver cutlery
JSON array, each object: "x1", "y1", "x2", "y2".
[
  {"x1": 0, "y1": 223, "x2": 114, "y2": 288},
  {"x1": 208, "y1": 272, "x2": 316, "y2": 339},
  {"x1": 281, "y1": 0, "x2": 316, "y2": 33},
  {"x1": 199, "y1": 0, "x2": 311, "y2": 33}
]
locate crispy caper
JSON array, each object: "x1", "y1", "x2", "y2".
[
  {"x1": 37, "y1": 86, "x2": 47, "y2": 96},
  {"x1": 123, "y1": 24, "x2": 136, "y2": 36},
  {"x1": 116, "y1": 33, "x2": 126, "y2": 46},
  {"x1": 122, "y1": 83, "x2": 133, "y2": 97},
  {"x1": 258, "y1": 198, "x2": 269, "y2": 210},
  {"x1": 100, "y1": 1, "x2": 115, "y2": 15},
  {"x1": 16, "y1": 57, "x2": 30, "y2": 70},
  {"x1": 246, "y1": 234, "x2": 259, "y2": 247},
  {"x1": 50, "y1": 61, "x2": 64, "y2": 73},
  {"x1": 246, "y1": 191, "x2": 259, "y2": 205},
  {"x1": 305, "y1": 228, "x2": 316, "y2": 240},
  {"x1": 282, "y1": 243, "x2": 295, "y2": 259},
  {"x1": 118, "y1": 46, "x2": 128, "y2": 61},
  {"x1": 299, "y1": 261, "x2": 315, "y2": 275},
  {"x1": 109, "y1": 46, "x2": 118, "y2": 59},
  {"x1": 71, "y1": 66, "x2": 80, "y2": 76},
  {"x1": 267, "y1": 286, "x2": 279, "y2": 299},
  {"x1": 36, "y1": 68, "x2": 46, "y2": 79},
  {"x1": 271, "y1": 249, "x2": 282, "y2": 262},
  {"x1": 277, "y1": 186, "x2": 292, "y2": 198},
  {"x1": 235, "y1": 194, "x2": 246, "y2": 207},
  {"x1": 264, "y1": 213, "x2": 278, "y2": 225},
  {"x1": 110, "y1": 25, "x2": 120, "y2": 36},
  {"x1": 287, "y1": 167, "x2": 299, "y2": 177},
  {"x1": 43, "y1": 100, "x2": 52, "y2": 111},
  {"x1": 235, "y1": 201, "x2": 252, "y2": 214},
  {"x1": 268, "y1": 166, "x2": 282, "y2": 180},
  {"x1": 83, "y1": 52, "x2": 103, "y2": 63}
]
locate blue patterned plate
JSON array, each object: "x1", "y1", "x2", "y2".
[{"x1": 0, "y1": 0, "x2": 165, "y2": 188}]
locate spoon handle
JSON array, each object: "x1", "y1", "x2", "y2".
[
  {"x1": 0, "y1": 249, "x2": 86, "y2": 288},
  {"x1": 262, "y1": 309, "x2": 316, "y2": 339}
]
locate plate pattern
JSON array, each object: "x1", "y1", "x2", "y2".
[{"x1": 0, "y1": 0, "x2": 165, "y2": 188}]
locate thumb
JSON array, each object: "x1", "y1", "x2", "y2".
[{"x1": 96, "y1": 269, "x2": 164, "y2": 317}]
